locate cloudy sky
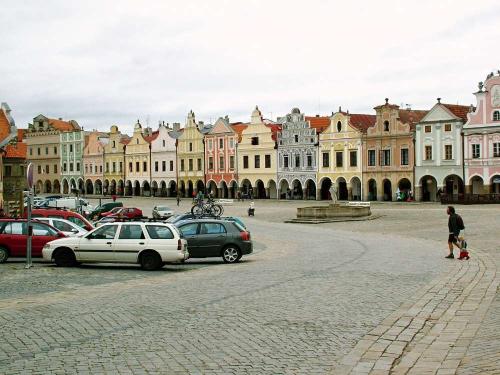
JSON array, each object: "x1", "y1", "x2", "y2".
[{"x1": 2, "y1": 0, "x2": 500, "y2": 134}]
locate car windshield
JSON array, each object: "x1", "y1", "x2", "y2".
[{"x1": 156, "y1": 206, "x2": 170, "y2": 211}]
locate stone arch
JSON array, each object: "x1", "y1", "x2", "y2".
[
  {"x1": 336, "y1": 177, "x2": 348, "y2": 200},
  {"x1": 36, "y1": 180, "x2": 43, "y2": 195},
  {"x1": 444, "y1": 174, "x2": 464, "y2": 195},
  {"x1": 319, "y1": 177, "x2": 332, "y2": 200},
  {"x1": 134, "y1": 180, "x2": 141, "y2": 196},
  {"x1": 490, "y1": 174, "x2": 500, "y2": 194},
  {"x1": 220, "y1": 180, "x2": 229, "y2": 198},
  {"x1": 86, "y1": 179, "x2": 94, "y2": 195},
  {"x1": 168, "y1": 180, "x2": 176, "y2": 197},
  {"x1": 125, "y1": 180, "x2": 132, "y2": 196},
  {"x1": 104, "y1": 179, "x2": 110, "y2": 195},
  {"x1": 53, "y1": 180, "x2": 61, "y2": 194},
  {"x1": 469, "y1": 175, "x2": 484, "y2": 195},
  {"x1": 382, "y1": 179, "x2": 392, "y2": 201},
  {"x1": 350, "y1": 176, "x2": 361, "y2": 201},
  {"x1": 367, "y1": 179, "x2": 377, "y2": 201},
  {"x1": 179, "y1": 180, "x2": 186, "y2": 197},
  {"x1": 255, "y1": 179, "x2": 266, "y2": 199},
  {"x1": 207, "y1": 180, "x2": 218, "y2": 198},
  {"x1": 70, "y1": 178, "x2": 76, "y2": 193},
  {"x1": 142, "y1": 180, "x2": 151, "y2": 196},
  {"x1": 279, "y1": 179, "x2": 290, "y2": 199},
  {"x1": 304, "y1": 179, "x2": 316, "y2": 200},
  {"x1": 95, "y1": 179, "x2": 103, "y2": 195},
  {"x1": 62, "y1": 179, "x2": 69, "y2": 194},
  {"x1": 268, "y1": 179, "x2": 277, "y2": 199},
  {"x1": 187, "y1": 180, "x2": 194, "y2": 198},
  {"x1": 419, "y1": 175, "x2": 438, "y2": 202},
  {"x1": 118, "y1": 180, "x2": 124, "y2": 195},
  {"x1": 78, "y1": 178, "x2": 84, "y2": 194},
  {"x1": 291, "y1": 179, "x2": 303, "y2": 200},
  {"x1": 240, "y1": 179, "x2": 252, "y2": 199},
  {"x1": 397, "y1": 178, "x2": 412, "y2": 201},
  {"x1": 152, "y1": 180, "x2": 159, "y2": 196},
  {"x1": 196, "y1": 180, "x2": 205, "y2": 195},
  {"x1": 44, "y1": 180, "x2": 52, "y2": 193},
  {"x1": 229, "y1": 180, "x2": 238, "y2": 199},
  {"x1": 110, "y1": 180, "x2": 117, "y2": 195}
]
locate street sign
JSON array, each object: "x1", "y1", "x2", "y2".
[{"x1": 26, "y1": 162, "x2": 34, "y2": 189}]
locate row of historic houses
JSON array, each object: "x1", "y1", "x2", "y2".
[{"x1": 2, "y1": 71, "x2": 500, "y2": 203}]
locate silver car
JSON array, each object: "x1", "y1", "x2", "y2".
[
  {"x1": 34, "y1": 217, "x2": 88, "y2": 237},
  {"x1": 152, "y1": 206, "x2": 174, "y2": 219}
]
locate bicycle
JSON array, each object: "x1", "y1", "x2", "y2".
[{"x1": 191, "y1": 196, "x2": 224, "y2": 217}]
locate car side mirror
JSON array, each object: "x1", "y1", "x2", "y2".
[
  {"x1": 57, "y1": 232, "x2": 65, "y2": 238},
  {"x1": 71, "y1": 228, "x2": 79, "y2": 233}
]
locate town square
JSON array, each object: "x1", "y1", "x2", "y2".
[{"x1": 1, "y1": 1, "x2": 499, "y2": 374}]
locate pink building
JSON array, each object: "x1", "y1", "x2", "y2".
[{"x1": 464, "y1": 72, "x2": 500, "y2": 194}]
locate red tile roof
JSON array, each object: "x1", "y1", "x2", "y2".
[
  {"x1": 305, "y1": 116, "x2": 330, "y2": 133},
  {"x1": 398, "y1": 109, "x2": 428, "y2": 129},
  {"x1": 442, "y1": 104, "x2": 471, "y2": 122},
  {"x1": 48, "y1": 118, "x2": 78, "y2": 131},
  {"x1": 120, "y1": 136, "x2": 131, "y2": 145},
  {"x1": 144, "y1": 130, "x2": 159, "y2": 143},
  {"x1": 265, "y1": 123, "x2": 282, "y2": 141},
  {"x1": 4, "y1": 141, "x2": 26, "y2": 159},
  {"x1": 230, "y1": 122, "x2": 248, "y2": 142},
  {"x1": 0, "y1": 109, "x2": 10, "y2": 142},
  {"x1": 17, "y1": 129, "x2": 25, "y2": 140},
  {"x1": 349, "y1": 114, "x2": 377, "y2": 132}
]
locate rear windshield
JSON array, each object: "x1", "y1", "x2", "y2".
[{"x1": 232, "y1": 221, "x2": 246, "y2": 232}]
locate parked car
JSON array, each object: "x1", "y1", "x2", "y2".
[
  {"x1": 167, "y1": 213, "x2": 247, "y2": 229},
  {"x1": 0, "y1": 219, "x2": 65, "y2": 263},
  {"x1": 175, "y1": 218, "x2": 252, "y2": 263},
  {"x1": 102, "y1": 207, "x2": 143, "y2": 219},
  {"x1": 152, "y1": 206, "x2": 174, "y2": 219},
  {"x1": 88, "y1": 202, "x2": 124, "y2": 220},
  {"x1": 47, "y1": 198, "x2": 92, "y2": 211},
  {"x1": 34, "y1": 217, "x2": 88, "y2": 237},
  {"x1": 166, "y1": 213, "x2": 196, "y2": 224},
  {"x1": 42, "y1": 222, "x2": 189, "y2": 270},
  {"x1": 28, "y1": 208, "x2": 94, "y2": 231},
  {"x1": 99, "y1": 207, "x2": 122, "y2": 217},
  {"x1": 45, "y1": 195, "x2": 63, "y2": 201}
]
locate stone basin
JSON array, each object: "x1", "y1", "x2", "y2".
[{"x1": 297, "y1": 202, "x2": 371, "y2": 219}]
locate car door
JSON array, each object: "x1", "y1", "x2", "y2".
[
  {"x1": 77, "y1": 225, "x2": 117, "y2": 262},
  {"x1": 31, "y1": 222, "x2": 60, "y2": 257},
  {"x1": 144, "y1": 224, "x2": 177, "y2": 257},
  {"x1": 177, "y1": 223, "x2": 202, "y2": 257},
  {"x1": 1, "y1": 222, "x2": 26, "y2": 256},
  {"x1": 113, "y1": 224, "x2": 148, "y2": 263},
  {"x1": 198, "y1": 222, "x2": 227, "y2": 257}
]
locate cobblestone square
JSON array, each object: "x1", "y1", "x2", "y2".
[{"x1": 0, "y1": 198, "x2": 498, "y2": 374}]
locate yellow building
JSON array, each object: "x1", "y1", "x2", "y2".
[
  {"x1": 176, "y1": 111, "x2": 207, "y2": 197},
  {"x1": 124, "y1": 121, "x2": 157, "y2": 196},
  {"x1": 102, "y1": 125, "x2": 129, "y2": 195},
  {"x1": 237, "y1": 106, "x2": 280, "y2": 199},
  {"x1": 318, "y1": 111, "x2": 375, "y2": 200}
]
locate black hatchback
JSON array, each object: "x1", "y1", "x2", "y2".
[{"x1": 175, "y1": 219, "x2": 252, "y2": 263}]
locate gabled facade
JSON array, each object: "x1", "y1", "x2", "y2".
[
  {"x1": 83, "y1": 130, "x2": 108, "y2": 195},
  {"x1": 124, "y1": 121, "x2": 157, "y2": 196},
  {"x1": 103, "y1": 125, "x2": 128, "y2": 195},
  {"x1": 26, "y1": 114, "x2": 79, "y2": 194},
  {"x1": 60, "y1": 130, "x2": 86, "y2": 194},
  {"x1": 151, "y1": 122, "x2": 177, "y2": 197},
  {"x1": 318, "y1": 111, "x2": 375, "y2": 201},
  {"x1": 2, "y1": 129, "x2": 27, "y2": 207},
  {"x1": 0, "y1": 103, "x2": 19, "y2": 204},
  {"x1": 237, "y1": 106, "x2": 279, "y2": 199},
  {"x1": 363, "y1": 99, "x2": 427, "y2": 201},
  {"x1": 277, "y1": 108, "x2": 322, "y2": 200},
  {"x1": 205, "y1": 117, "x2": 239, "y2": 198},
  {"x1": 176, "y1": 111, "x2": 207, "y2": 198},
  {"x1": 464, "y1": 72, "x2": 500, "y2": 194},
  {"x1": 415, "y1": 99, "x2": 470, "y2": 201}
]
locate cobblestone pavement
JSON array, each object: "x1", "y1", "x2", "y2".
[{"x1": 0, "y1": 198, "x2": 498, "y2": 374}]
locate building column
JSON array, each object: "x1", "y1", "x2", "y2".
[{"x1": 465, "y1": 184, "x2": 472, "y2": 194}]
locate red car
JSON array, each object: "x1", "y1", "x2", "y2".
[
  {"x1": 28, "y1": 208, "x2": 94, "y2": 231},
  {"x1": 102, "y1": 207, "x2": 143, "y2": 220},
  {"x1": 0, "y1": 219, "x2": 65, "y2": 263}
]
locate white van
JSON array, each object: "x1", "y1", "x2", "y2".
[{"x1": 48, "y1": 198, "x2": 92, "y2": 211}]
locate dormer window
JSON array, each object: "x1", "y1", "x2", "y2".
[
  {"x1": 251, "y1": 137, "x2": 259, "y2": 145},
  {"x1": 337, "y1": 121, "x2": 342, "y2": 132},
  {"x1": 494, "y1": 110, "x2": 500, "y2": 121},
  {"x1": 384, "y1": 121, "x2": 390, "y2": 131},
  {"x1": 294, "y1": 135, "x2": 299, "y2": 143},
  {"x1": 136, "y1": 139, "x2": 139, "y2": 144},
  {"x1": 163, "y1": 140, "x2": 166, "y2": 147},
  {"x1": 112, "y1": 141, "x2": 116, "y2": 148}
]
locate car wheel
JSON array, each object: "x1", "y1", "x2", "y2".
[
  {"x1": 0, "y1": 246, "x2": 9, "y2": 263},
  {"x1": 54, "y1": 248, "x2": 77, "y2": 267},
  {"x1": 140, "y1": 251, "x2": 162, "y2": 271},
  {"x1": 222, "y1": 246, "x2": 241, "y2": 263}
]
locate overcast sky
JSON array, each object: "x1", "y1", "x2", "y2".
[{"x1": 2, "y1": 0, "x2": 500, "y2": 134}]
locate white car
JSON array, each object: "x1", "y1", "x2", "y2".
[
  {"x1": 34, "y1": 217, "x2": 88, "y2": 237},
  {"x1": 42, "y1": 222, "x2": 189, "y2": 270},
  {"x1": 152, "y1": 206, "x2": 175, "y2": 219}
]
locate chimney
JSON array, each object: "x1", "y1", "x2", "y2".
[
  {"x1": 59, "y1": 117, "x2": 63, "y2": 120},
  {"x1": 437, "y1": 97, "x2": 441, "y2": 104},
  {"x1": 173, "y1": 122, "x2": 181, "y2": 132},
  {"x1": 385, "y1": 98, "x2": 389, "y2": 104}
]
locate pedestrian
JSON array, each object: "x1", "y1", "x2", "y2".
[
  {"x1": 176, "y1": 194, "x2": 180, "y2": 206},
  {"x1": 445, "y1": 206, "x2": 465, "y2": 259}
]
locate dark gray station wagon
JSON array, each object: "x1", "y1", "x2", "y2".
[{"x1": 175, "y1": 219, "x2": 252, "y2": 263}]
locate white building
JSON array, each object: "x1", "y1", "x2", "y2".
[{"x1": 151, "y1": 122, "x2": 178, "y2": 197}]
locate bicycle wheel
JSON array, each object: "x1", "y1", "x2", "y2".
[
  {"x1": 191, "y1": 204, "x2": 204, "y2": 216},
  {"x1": 210, "y1": 204, "x2": 224, "y2": 217}
]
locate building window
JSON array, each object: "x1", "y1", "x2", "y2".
[
  {"x1": 85, "y1": 165, "x2": 88, "y2": 174},
  {"x1": 69, "y1": 144, "x2": 73, "y2": 153},
  {"x1": 162, "y1": 161, "x2": 166, "y2": 172},
  {"x1": 350, "y1": 151, "x2": 357, "y2": 167},
  {"x1": 63, "y1": 163, "x2": 67, "y2": 172},
  {"x1": 493, "y1": 142, "x2": 500, "y2": 157},
  {"x1": 169, "y1": 160, "x2": 173, "y2": 171},
  {"x1": 76, "y1": 144, "x2": 80, "y2": 153},
  {"x1": 189, "y1": 142, "x2": 193, "y2": 152},
  {"x1": 4, "y1": 165, "x2": 11, "y2": 177},
  {"x1": 208, "y1": 140, "x2": 212, "y2": 150},
  {"x1": 381, "y1": 150, "x2": 391, "y2": 166},
  {"x1": 197, "y1": 158, "x2": 202, "y2": 171},
  {"x1": 219, "y1": 139, "x2": 223, "y2": 149},
  {"x1": 45, "y1": 165, "x2": 50, "y2": 174},
  {"x1": 219, "y1": 156, "x2": 224, "y2": 170},
  {"x1": 337, "y1": 121, "x2": 342, "y2": 132},
  {"x1": 322, "y1": 152, "x2": 329, "y2": 168},
  {"x1": 255, "y1": 155, "x2": 260, "y2": 168},
  {"x1": 229, "y1": 138, "x2": 234, "y2": 148},
  {"x1": 243, "y1": 155, "x2": 249, "y2": 169},
  {"x1": 384, "y1": 121, "x2": 389, "y2": 131},
  {"x1": 445, "y1": 145, "x2": 453, "y2": 160},
  {"x1": 70, "y1": 163, "x2": 74, "y2": 172},
  {"x1": 265, "y1": 154, "x2": 271, "y2": 168},
  {"x1": 208, "y1": 157, "x2": 214, "y2": 170},
  {"x1": 136, "y1": 139, "x2": 139, "y2": 144},
  {"x1": 401, "y1": 148, "x2": 409, "y2": 165},
  {"x1": 444, "y1": 124, "x2": 452, "y2": 131},
  {"x1": 54, "y1": 146, "x2": 57, "y2": 155},
  {"x1": 37, "y1": 147, "x2": 41, "y2": 156},
  {"x1": 99, "y1": 165, "x2": 102, "y2": 173},
  {"x1": 45, "y1": 147, "x2": 48, "y2": 155},
  {"x1": 119, "y1": 162, "x2": 122, "y2": 172},
  {"x1": 38, "y1": 165, "x2": 42, "y2": 174},
  {"x1": 368, "y1": 150, "x2": 376, "y2": 166},
  {"x1": 136, "y1": 161, "x2": 140, "y2": 172},
  {"x1": 162, "y1": 140, "x2": 165, "y2": 147},
  {"x1": 180, "y1": 159, "x2": 185, "y2": 171},
  {"x1": 295, "y1": 154, "x2": 300, "y2": 168},
  {"x1": 76, "y1": 163, "x2": 80, "y2": 172},
  {"x1": 425, "y1": 145, "x2": 432, "y2": 160},
  {"x1": 30, "y1": 148, "x2": 33, "y2": 156},
  {"x1": 143, "y1": 161, "x2": 147, "y2": 172},
  {"x1": 307, "y1": 153, "x2": 313, "y2": 167},
  {"x1": 112, "y1": 140, "x2": 116, "y2": 148},
  {"x1": 188, "y1": 159, "x2": 193, "y2": 171},
  {"x1": 284, "y1": 155, "x2": 289, "y2": 168},
  {"x1": 336, "y1": 151, "x2": 343, "y2": 167},
  {"x1": 251, "y1": 137, "x2": 259, "y2": 145},
  {"x1": 229, "y1": 155, "x2": 235, "y2": 169},
  {"x1": 493, "y1": 111, "x2": 500, "y2": 121},
  {"x1": 112, "y1": 162, "x2": 116, "y2": 173},
  {"x1": 155, "y1": 161, "x2": 158, "y2": 172},
  {"x1": 129, "y1": 162, "x2": 133, "y2": 172},
  {"x1": 472, "y1": 144, "x2": 480, "y2": 159},
  {"x1": 294, "y1": 135, "x2": 299, "y2": 143},
  {"x1": 105, "y1": 162, "x2": 109, "y2": 173},
  {"x1": 424, "y1": 125, "x2": 431, "y2": 133}
]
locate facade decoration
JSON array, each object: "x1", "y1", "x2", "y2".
[
  {"x1": 103, "y1": 125, "x2": 128, "y2": 195},
  {"x1": 83, "y1": 131, "x2": 108, "y2": 195},
  {"x1": 277, "y1": 108, "x2": 323, "y2": 200},
  {"x1": 60, "y1": 130, "x2": 86, "y2": 194},
  {"x1": 363, "y1": 99, "x2": 427, "y2": 201},
  {"x1": 176, "y1": 111, "x2": 210, "y2": 198},
  {"x1": 463, "y1": 72, "x2": 500, "y2": 194},
  {"x1": 150, "y1": 122, "x2": 177, "y2": 197},
  {"x1": 26, "y1": 115, "x2": 79, "y2": 194},
  {"x1": 238, "y1": 106, "x2": 280, "y2": 199},
  {"x1": 123, "y1": 121, "x2": 157, "y2": 196},
  {"x1": 205, "y1": 116, "x2": 241, "y2": 198},
  {"x1": 318, "y1": 110, "x2": 375, "y2": 201},
  {"x1": 415, "y1": 99, "x2": 470, "y2": 201}
]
